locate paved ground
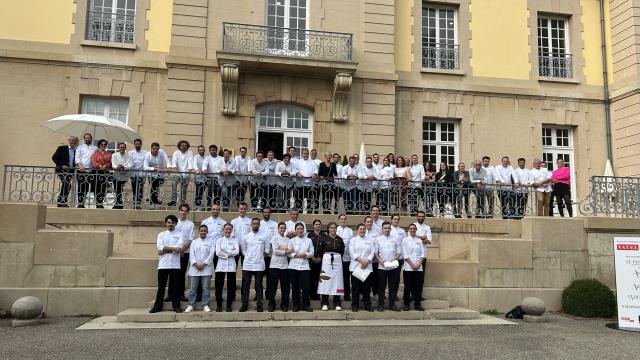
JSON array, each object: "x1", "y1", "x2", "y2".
[{"x1": 1, "y1": 314, "x2": 638, "y2": 360}]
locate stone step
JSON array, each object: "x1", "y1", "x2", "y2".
[{"x1": 118, "y1": 307, "x2": 476, "y2": 323}]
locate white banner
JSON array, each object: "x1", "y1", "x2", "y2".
[{"x1": 614, "y1": 237, "x2": 640, "y2": 332}]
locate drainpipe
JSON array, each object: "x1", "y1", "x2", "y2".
[{"x1": 600, "y1": 0, "x2": 613, "y2": 166}]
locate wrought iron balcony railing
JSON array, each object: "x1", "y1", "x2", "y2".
[
  {"x1": 86, "y1": 11, "x2": 135, "y2": 44},
  {"x1": 579, "y1": 176, "x2": 640, "y2": 217},
  {"x1": 222, "y1": 23, "x2": 353, "y2": 62},
  {"x1": 422, "y1": 44, "x2": 460, "y2": 70},
  {"x1": 538, "y1": 53, "x2": 573, "y2": 79}
]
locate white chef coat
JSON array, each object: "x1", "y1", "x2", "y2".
[
  {"x1": 530, "y1": 167, "x2": 552, "y2": 192},
  {"x1": 482, "y1": 165, "x2": 496, "y2": 190},
  {"x1": 249, "y1": 158, "x2": 267, "y2": 185},
  {"x1": 111, "y1": 152, "x2": 133, "y2": 181},
  {"x1": 295, "y1": 157, "x2": 318, "y2": 183},
  {"x1": 176, "y1": 219, "x2": 195, "y2": 253},
  {"x1": 240, "y1": 231, "x2": 268, "y2": 271},
  {"x1": 402, "y1": 235, "x2": 425, "y2": 272},
  {"x1": 171, "y1": 149, "x2": 194, "y2": 176},
  {"x1": 285, "y1": 220, "x2": 306, "y2": 235},
  {"x1": 215, "y1": 235, "x2": 240, "y2": 272},
  {"x1": 259, "y1": 219, "x2": 279, "y2": 242},
  {"x1": 188, "y1": 238, "x2": 215, "y2": 276},
  {"x1": 128, "y1": 149, "x2": 148, "y2": 177},
  {"x1": 230, "y1": 216, "x2": 252, "y2": 244},
  {"x1": 75, "y1": 143, "x2": 98, "y2": 169},
  {"x1": 390, "y1": 225, "x2": 406, "y2": 256},
  {"x1": 409, "y1": 164, "x2": 426, "y2": 188},
  {"x1": 375, "y1": 234, "x2": 401, "y2": 263},
  {"x1": 287, "y1": 236, "x2": 314, "y2": 271},
  {"x1": 414, "y1": 221, "x2": 432, "y2": 254},
  {"x1": 337, "y1": 226, "x2": 353, "y2": 262},
  {"x1": 193, "y1": 154, "x2": 208, "y2": 183},
  {"x1": 359, "y1": 165, "x2": 377, "y2": 191},
  {"x1": 201, "y1": 216, "x2": 226, "y2": 242},
  {"x1": 156, "y1": 229, "x2": 184, "y2": 269},
  {"x1": 144, "y1": 149, "x2": 170, "y2": 178},
  {"x1": 349, "y1": 235, "x2": 375, "y2": 272},
  {"x1": 514, "y1": 167, "x2": 531, "y2": 193},
  {"x1": 494, "y1": 165, "x2": 518, "y2": 186},
  {"x1": 269, "y1": 234, "x2": 290, "y2": 269}
]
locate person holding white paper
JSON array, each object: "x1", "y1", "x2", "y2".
[
  {"x1": 402, "y1": 224, "x2": 426, "y2": 311},
  {"x1": 349, "y1": 223, "x2": 375, "y2": 312},
  {"x1": 375, "y1": 221, "x2": 402, "y2": 312},
  {"x1": 184, "y1": 225, "x2": 215, "y2": 313},
  {"x1": 288, "y1": 223, "x2": 315, "y2": 312}
]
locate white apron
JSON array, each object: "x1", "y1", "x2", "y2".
[{"x1": 317, "y1": 253, "x2": 344, "y2": 296}]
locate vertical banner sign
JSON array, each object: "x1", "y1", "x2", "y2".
[{"x1": 614, "y1": 237, "x2": 640, "y2": 332}]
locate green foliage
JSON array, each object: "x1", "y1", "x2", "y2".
[
  {"x1": 561, "y1": 279, "x2": 616, "y2": 318},
  {"x1": 482, "y1": 308, "x2": 500, "y2": 315}
]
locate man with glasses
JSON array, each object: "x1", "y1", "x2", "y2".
[{"x1": 51, "y1": 136, "x2": 78, "y2": 207}]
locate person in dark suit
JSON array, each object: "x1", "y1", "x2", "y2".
[
  {"x1": 453, "y1": 162, "x2": 471, "y2": 218},
  {"x1": 51, "y1": 136, "x2": 78, "y2": 207}
]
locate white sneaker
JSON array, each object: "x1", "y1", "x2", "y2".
[
  {"x1": 335, "y1": 306, "x2": 342, "y2": 311},
  {"x1": 321, "y1": 305, "x2": 328, "y2": 311},
  {"x1": 203, "y1": 305, "x2": 211, "y2": 313},
  {"x1": 184, "y1": 305, "x2": 194, "y2": 313}
]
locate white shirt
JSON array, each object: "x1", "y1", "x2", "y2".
[
  {"x1": 128, "y1": 149, "x2": 148, "y2": 176},
  {"x1": 336, "y1": 226, "x2": 353, "y2": 262},
  {"x1": 372, "y1": 219, "x2": 384, "y2": 235},
  {"x1": 414, "y1": 221, "x2": 432, "y2": 254},
  {"x1": 275, "y1": 161, "x2": 296, "y2": 176},
  {"x1": 514, "y1": 167, "x2": 531, "y2": 193},
  {"x1": 75, "y1": 143, "x2": 98, "y2": 169},
  {"x1": 287, "y1": 236, "x2": 314, "y2": 271},
  {"x1": 188, "y1": 238, "x2": 215, "y2": 276},
  {"x1": 269, "y1": 234, "x2": 290, "y2": 269},
  {"x1": 376, "y1": 166, "x2": 395, "y2": 188},
  {"x1": 176, "y1": 219, "x2": 195, "y2": 253},
  {"x1": 259, "y1": 219, "x2": 279, "y2": 242},
  {"x1": 296, "y1": 157, "x2": 318, "y2": 181},
  {"x1": 390, "y1": 225, "x2": 406, "y2": 254},
  {"x1": 202, "y1": 155, "x2": 223, "y2": 175},
  {"x1": 530, "y1": 167, "x2": 552, "y2": 192},
  {"x1": 215, "y1": 235, "x2": 240, "y2": 272},
  {"x1": 144, "y1": 149, "x2": 170, "y2": 178},
  {"x1": 375, "y1": 234, "x2": 401, "y2": 263},
  {"x1": 285, "y1": 220, "x2": 306, "y2": 236},
  {"x1": 409, "y1": 164, "x2": 426, "y2": 187},
  {"x1": 494, "y1": 165, "x2": 518, "y2": 186},
  {"x1": 156, "y1": 229, "x2": 184, "y2": 269},
  {"x1": 349, "y1": 235, "x2": 375, "y2": 272},
  {"x1": 482, "y1": 165, "x2": 496, "y2": 189},
  {"x1": 249, "y1": 159, "x2": 268, "y2": 184},
  {"x1": 111, "y1": 152, "x2": 133, "y2": 180},
  {"x1": 219, "y1": 158, "x2": 237, "y2": 186},
  {"x1": 230, "y1": 216, "x2": 251, "y2": 244},
  {"x1": 201, "y1": 216, "x2": 226, "y2": 242},
  {"x1": 402, "y1": 235, "x2": 425, "y2": 272},
  {"x1": 240, "y1": 231, "x2": 268, "y2": 271},
  {"x1": 234, "y1": 155, "x2": 252, "y2": 175},
  {"x1": 171, "y1": 150, "x2": 194, "y2": 175},
  {"x1": 193, "y1": 154, "x2": 208, "y2": 183},
  {"x1": 359, "y1": 166, "x2": 377, "y2": 190}
]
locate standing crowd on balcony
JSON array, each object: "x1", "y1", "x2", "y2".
[{"x1": 51, "y1": 134, "x2": 574, "y2": 218}]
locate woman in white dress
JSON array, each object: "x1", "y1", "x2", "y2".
[{"x1": 392, "y1": 156, "x2": 410, "y2": 212}]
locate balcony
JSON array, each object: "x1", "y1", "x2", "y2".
[
  {"x1": 217, "y1": 23, "x2": 356, "y2": 76},
  {"x1": 85, "y1": 11, "x2": 135, "y2": 44},
  {"x1": 422, "y1": 44, "x2": 460, "y2": 71},
  {"x1": 538, "y1": 53, "x2": 573, "y2": 79}
]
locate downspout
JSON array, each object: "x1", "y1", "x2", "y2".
[{"x1": 600, "y1": 0, "x2": 613, "y2": 165}]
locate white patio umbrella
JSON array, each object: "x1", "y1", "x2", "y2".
[
  {"x1": 42, "y1": 114, "x2": 142, "y2": 143},
  {"x1": 358, "y1": 142, "x2": 366, "y2": 167}
]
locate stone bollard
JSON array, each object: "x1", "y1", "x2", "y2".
[
  {"x1": 521, "y1": 297, "x2": 547, "y2": 323},
  {"x1": 10, "y1": 296, "x2": 44, "y2": 327}
]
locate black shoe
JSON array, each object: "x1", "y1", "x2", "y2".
[
  {"x1": 167, "y1": 201, "x2": 177, "y2": 207},
  {"x1": 365, "y1": 306, "x2": 374, "y2": 312},
  {"x1": 389, "y1": 305, "x2": 400, "y2": 312},
  {"x1": 180, "y1": 296, "x2": 188, "y2": 302},
  {"x1": 268, "y1": 305, "x2": 275, "y2": 312},
  {"x1": 352, "y1": 306, "x2": 359, "y2": 312},
  {"x1": 257, "y1": 304, "x2": 264, "y2": 312},
  {"x1": 239, "y1": 304, "x2": 248, "y2": 312},
  {"x1": 303, "y1": 307, "x2": 313, "y2": 312},
  {"x1": 149, "y1": 308, "x2": 160, "y2": 313},
  {"x1": 414, "y1": 306, "x2": 425, "y2": 311},
  {"x1": 310, "y1": 296, "x2": 320, "y2": 301},
  {"x1": 377, "y1": 306, "x2": 384, "y2": 312},
  {"x1": 293, "y1": 307, "x2": 300, "y2": 312},
  {"x1": 403, "y1": 305, "x2": 411, "y2": 311},
  {"x1": 226, "y1": 307, "x2": 232, "y2": 312},
  {"x1": 344, "y1": 296, "x2": 351, "y2": 301},
  {"x1": 164, "y1": 297, "x2": 171, "y2": 302},
  {"x1": 216, "y1": 307, "x2": 222, "y2": 312},
  {"x1": 77, "y1": 205, "x2": 85, "y2": 209},
  {"x1": 173, "y1": 307, "x2": 182, "y2": 313},
  {"x1": 57, "y1": 204, "x2": 68, "y2": 208}
]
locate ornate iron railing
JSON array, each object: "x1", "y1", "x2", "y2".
[
  {"x1": 86, "y1": 11, "x2": 135, "y2": 43},
  {"x1": 579, "y1": 176, "x2": 640, "y2": 217},
  {"x1": 539, "y1": 53, "x2": 573, "y2": 78},
  {"x1": 422, "y1": 44, "x2": 459, "y2": 70},
  {"x1": 3, "y1": 165, "x2": 565, "y2": 218},
  {"x1": 222, "y1": 23, "x2": 353, "y2": 62}
]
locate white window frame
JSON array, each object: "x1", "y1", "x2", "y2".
[
  {"x1": 421, "y1": 4, "x2": 459, "y2": 70},
  {"x1": 542, "y1": 125, "x2": 576, "y2": 200},
  {"x1": 422, "y1": 118, "x2": 459, "y2": 170},
  {"x1": 256, "y1": 104, "x2": 314, "y2": 156},
  {"x1": 537, "y1": 15, "x2": 572, "y2": 78},
  {"x1": 81, "y1": 96, "x2": 129, "y2": 151},
  {"x1": 265, "y1": 0, "x2": 310, "y2": 56},
  {"x1": 86, "y1": 0, "x2": 136, "y2": 44}
]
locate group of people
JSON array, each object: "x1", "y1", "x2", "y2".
[
  {"x1": 53, "y1": 134, "x2": 573, "y2": 218},
  {"x1": 151, "y1": 205, "x2": 432, "y2": 314}
]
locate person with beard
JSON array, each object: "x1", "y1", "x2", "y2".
[
  {"x1": 239, "y1": 218, "x2": 268, "y2": 312},
  {"x1": 74, "y1": 133, "x2": 97, "y2": 208},
  {"x1": 307, "y1": 219, "x2": 325, "y2": 301},
  {"x1": 150, "y1": 215, "x2": 184, "y2": 313}
]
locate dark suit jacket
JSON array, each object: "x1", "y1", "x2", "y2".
[
  {"x1": 453, "y1": 170, "x2": 471, "y2": 188},
  {"x1": 52, "y1": 145, "x2": 75, "y2": 172}
]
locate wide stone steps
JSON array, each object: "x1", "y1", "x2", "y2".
[
  {"x1": 147, "y1": 298, "x2": 450, "y2": 311},
  {"x1": 117, "y1": 306, "x2": 479, "y2": 323}
]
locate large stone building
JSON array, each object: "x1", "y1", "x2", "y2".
[{"x1": 0, "y1": 0, "x2": 638, "y2": 201}]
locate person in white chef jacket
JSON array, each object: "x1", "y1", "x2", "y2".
[
  {"x1": 184, "y1": 225, "x2": 215, "y2": 313},
  {"x1": 288, "y1": 223, "x2": 315, "y2": 312},
  {"x1": 414, "y1": 210, "x2": 432, "y2": 275},
  {"x1": 336, "y1": 214, "x2": 353, "y2": 302},
  {"x1": 402, "y1": 224, "x2": 426, "y2": 311},
  {"x1": 374, "y1": 222, "x2": 402, "y2": 312},
  {"x1": 239, "y1": 218, "x2": 268, "y2": 312},
  {"x1": 201, "y1": 203, "x2": 227, "y2": 267},
  {"x1": 215, "y1": 223, "x2": 240, "y2": 312},
  {"x1": 267, "y1": 222, "x2": 293, "y2": 312},
  {"x1": 167, "y1": 204, "x2": 195, "y2": 302},
  {"x1": 349, "y1": 223, "x2": 374, "y2": 312},
  {"x1": 150, "y1": 215, "x2": 184, "y2": 313},
  {"x1": 168, "y1": 140, "x2": 194, "y2": 207}
]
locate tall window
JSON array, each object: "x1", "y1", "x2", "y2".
[
  {"x1": 81, "y1": 96, "x2": 129, "y2": 151},
  {"x1": 422, "y1": 118, "x2": 458, "y2": 169},
  {"x1": 422, "y1": 5, "x2": 459, "y2": 70},
  {"x1": 266, "y1": 0, "x2": 308, "y2": 53},
  {"x1": 86, "y1": 0, "x2": 136, "y2": 44},
  {"x1": 256, "y1": 105, "x2": 313, "y2": 157},
  {"x1": 538, "y1": 15, "x2": 571, "y2": 78},
  {"x1": 542, "y1": 126, "x2": 575, "y2": 198}
]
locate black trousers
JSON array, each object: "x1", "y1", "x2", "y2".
[
  {"x1": 206, "y1": 178, "x2": 221, "y2": 209},
  {"x1": 113, "y1": 179, "x2": 127, "y2": 209},
  {"x1": 351, "y1": 273, "x2": 372, "y2": 309},
  {"x1": 376, "y1": 189, "x2": 389, "y2": 213},
  {"x1": 56, "y1": 172, "x2": 73, "y2": 206},
  {"x1": 554, "y1": 183, "x2": 573, "y2": 217},
  {"x1": 342, "y1": 262, "x2": 351, "y2": 301},
  {"x1": 453, "y1": 188, "x2": 470, "y2": 218},
  {"x1": 321, "y1": 183, "x2": 338, "y2": 213},
  {"x1": 499, "y1": 190, "x2": 516, "y2": 219},
  {"x1": 359, "y1": 191, "x2": 373, "y2": 213},
  {"x1": 194, "y1": 181, "x2": 207, "y2": 208},
  {"x1": 403, "y1": 271, "x2": 424, "y2": 307},
  {"x1": 310, "y1": 262, "x2": 321, "y2": 299},
  {"x1": 289, "y1": 269, "x2": 310, "y2": 310},
  {"x1": 93, "y1": 170, "x2": 109, "y2": 207},
  {"x1": 152, "y1": 268, "x2": 181, "y2": 311},
  {"x1": 267, "y1": 267, "x2": 290, "y2": 308},
  {"x1": 370, "y1": 262, "x2": 379, "y2": 297},
  {"x1": 264, "y1": 257, "x2": 271, "y2": 298},
  {"x1": 76, "y1": 171, "x2": 93, "y2": 207},
  {"x1": 377, "y1": 268, "x2": 399, "y2": 307},
  {"x1": 514, "y1": 192, "x2": 528, "y2": 219},
  {"x1": 424, "y1": 186, "x2": 436, "y2": 216},
  {"x1": 241, "y1": 270, "x2": 263, "y2": 305},
  {"x1": 344, "y1": 188, "x2": 359, "y2": 214},
  {"x1": 295, "y1": 185, "x2": 319, "y2": 212},
  {"x1": 408, "y1": 187, "x2": 423, "y2": 215},
  {"x1": 437, "y1": 188, "x2": 451, "y2": 215},
  {"x1": 149, "y1": 177, "x2": 164, "y2": 205},
  {"x1": 233, "y1": 182, "x2": 248, "y2": 208},
  {"x1": 215, "y1": 271, "x2": 236, "y2": 308},
  {"x1": 130, "y1": 176, "x2": 145, "y2": 206},
  {"x1": 250, "y1": 183, "x2": 267, "y2": 209}
]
